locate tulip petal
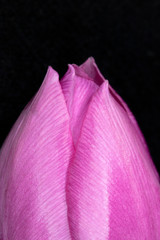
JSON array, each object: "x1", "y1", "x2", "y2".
[
  {"x1": 107, "y1": 84, "x2": 160, "y2": 239},
  {"x1": 66, "y1": 82, "x2": 110, "y2": 239},
  {"x1": 66, "y1": 59, "x2": 160, "y2": 239},
  {"x1": 0, "y1": 67, "x2": 72, "y2": 239}
]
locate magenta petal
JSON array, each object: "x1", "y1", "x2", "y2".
[
  {"x1": 0, "y1": 67, "x2": 72, "y2": 239},
  {"x1": 66, "y1": 59, "x2": 160, "y2": 239},
  {"x1": 107, "y1": 85, "x2": 160, "y2": 239},
  {"x1": 66, "y1": 82, "x2": 110, "y2": 239}
]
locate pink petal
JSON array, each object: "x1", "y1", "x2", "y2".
[
  {"x1": 0, "y1": 67, "x2": 72, "y2": 239},
  {"x1": 66, "y1": 81, "x2": 110, "y2": 239},
  {"x1": 0, "y1": 57, "x2": 160, "y2": 240},
  {"x1": 107, "y1": 84, "x2": 160, "y2": 239},
  {"x1": 66, "y1": 57, "x2": 160, "y2": 239}
]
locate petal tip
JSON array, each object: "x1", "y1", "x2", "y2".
[
  {"x1": 67, "y1": 64, "x2": 76, "y2": 75},
  {"x1": 81, "y1": 56, "x2": 96, "y2": 66},
  {"x1": 45, "y1": 65, "x2": 59, "y2": 83},
  {"x1": 79, "y1": 56, "x2": 106, "y2": 85},
  {"x1": 100, "y1": 80, "x2": 109, "y2": 95}
]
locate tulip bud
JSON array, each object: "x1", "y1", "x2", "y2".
[{"x1": 0, "y1": 57, "x2": 160, "y2": 239}]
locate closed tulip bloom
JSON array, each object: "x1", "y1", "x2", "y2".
[{"x1": 0, "y1": 57, "x2": 160, "y2": 240}]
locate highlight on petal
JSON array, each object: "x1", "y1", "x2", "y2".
[{"x1": 0, "y1": 66, "x2": 72, "y2": 239}]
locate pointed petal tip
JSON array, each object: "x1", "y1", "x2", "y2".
[
  {"x1": 45, "y1": 65, "x2": 59, "y2": 83},
  {"x1": 79, "y1": 56, "x2": 95, "y2": 69},
  {"x1": 29, "y1": 66, "x2": 60, "y2": 108},
  {"x1": 67, "y1": 64, "x2": 76, "y2": 74},
  {"x1": 81, "y1": 56, "x2": 96, "y2": 66},
  {"x1": 79, "y1": 56, "x2": 106, "y2": 85},
  {"x1": 99, "y1": 79, "x2": 109, "y2": 94},
  {"x1": 60, "y1": 64, "x2": 76, "y2": 83}
]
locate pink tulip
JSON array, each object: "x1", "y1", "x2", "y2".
[{"x1": 0, "y1": 57, "x2": 160, "y2": 240}]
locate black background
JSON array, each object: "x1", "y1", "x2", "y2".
[{"x1": 0, "y1": 1, "x2": 160, "y2": 173}]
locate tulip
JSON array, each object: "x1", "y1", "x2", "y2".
[{"x1": 0, "y1": 57, "x2": 160, "y2": 240}]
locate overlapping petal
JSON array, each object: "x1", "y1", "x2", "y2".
[
  {"x1": 62, "y1": 57, "x2": 160, "y2": 239},
  {"x1": 0, "y1": 57, "x2": 160, "y2": 240}
]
